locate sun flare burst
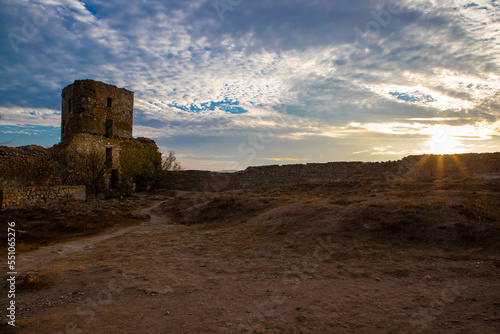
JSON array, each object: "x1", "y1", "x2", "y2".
[{"x1": 424, "y1": 125, "x2": 465, "y2": 155}]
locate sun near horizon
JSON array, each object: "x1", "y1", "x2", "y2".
[{"x1": 1, "y1": 1, "x2": 499, "y2": 170}]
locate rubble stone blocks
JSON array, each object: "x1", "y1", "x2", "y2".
[{"x1": 0, "y1": 186, "x2": 86, "y2": 210}]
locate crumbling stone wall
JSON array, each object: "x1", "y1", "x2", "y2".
[
  {"x1": 164, "y1": 153, "x2": 500, "y2": 191},
  {"x1": 402, "y1": 153, "x2": 500, "y2": 179},
  {"x1": 0, "y1": 145, "x2": 56, "y2": 187},
  {"x1": 0, "y1": 186, "x2": 86, "y2": 209},
  {"x1": 163, "y1": 171, "x2": 234, "y2": 192},
  {"x1": 64, "y1": 133, "x2": 122, "y2": 169},
  {"x1": 61, "y1": 80, "x2": 134, "y2": 143},
  {"x1": 0, "y1": 79, "x2": 162, "y2": 202},
  {"x1": 59, "y1": 80, "x2": 161, "y2": 188},
  {"x1": 234, "y1": 160, "x2": 410, "y2": 188},
  {"x1": 64, "y1": 133, "x2": 160, "y2": 169},
  {"x1": 164, "y1": 161, "x2": 409, "y2": 191}
]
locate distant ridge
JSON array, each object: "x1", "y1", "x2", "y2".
[{"x1": 165, "y1": 152, "x2": 500, "y2": 191}]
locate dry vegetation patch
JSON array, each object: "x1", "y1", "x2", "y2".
[
  {"x1": 0, "y1": 196, "x2": 154, "y2": 254},
  {"x1": 5, "y1": 178, "x2": 500, "y2": 334},
  {"x1": 165, "y1": 192, "x2": 280, "y2": 226}
]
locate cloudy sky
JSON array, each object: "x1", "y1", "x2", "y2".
[{"x1": 1, "y1": 0, "x2": 499, "y2": 170}]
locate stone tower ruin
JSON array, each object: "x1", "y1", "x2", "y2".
[
  {"x1": 59, "y1": 79, "x2": 160, "y2": 190},
  {"x1": 61, "y1": 80, "x2": 134, "y2": 143}
]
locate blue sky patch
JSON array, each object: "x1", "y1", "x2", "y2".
[
  {"x1": 0, "y1": 0, "x2": 498, "y2": 170},
  {"x1": 168, "y1": 100, "x2": 248, "y2": 114},
  {"x1": 389, "y1": 91, "x2": 436, "y2": 103},
  {"x1": 0, "y1": 125, "x2": 60, "y2": 148}
]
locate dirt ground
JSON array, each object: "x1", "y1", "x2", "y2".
[{"x1": 2, "y1": 178, "x2": 500, "y2": 333}]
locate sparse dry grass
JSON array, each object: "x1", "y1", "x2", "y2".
[
  {"x1": 459, "y1": 195, "x2": 500, "y2": 223},
  {"x1": 4, "y1": 178, "x2": 499, "y2": 258},
  {"x1": 157, "y1": 178, "x2": 500, "y2": 252},
  {"x1": 7, "y1": 176, "x2": 500, "y2": 334},
  {"x1": 16, "y1": 271, "x2": 57, "y2": 293},
  {"x1": 166, "y1": 192, "x2": 277, "y2": 226},
  {"x1": 18, "y1": 272, "x2": 43, "y2": 290},
  {"x1": 0, "y1": 196, "x2": 153, "y2": 254}
]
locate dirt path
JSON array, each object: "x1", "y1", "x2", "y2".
[
  {"x1": 16, "y1": 200, "x2": 166, "y2": 276},
  {"x1": 6, "y1": 190, "x2": 500, "y2": 334}
]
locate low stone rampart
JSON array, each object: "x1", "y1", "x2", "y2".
[
  {"x1": 165, "y1": 153, "x2": 500, "y2": 192},
  {"x1": 0, "y1": 186, "x2": 86, "y2": 209}
]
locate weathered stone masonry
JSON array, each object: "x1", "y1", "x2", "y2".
[
  {"x1": 0, "y1": 186, "x2": 86, "y2": 209},
  {"x1": 0, "y1": 145, "x2": 54, "y2": 186},
  {"x1": 164, "y1": 160, "x2": 411, "y2": 191},
  {"x1": 60, "y1": 79, "x2": 135, "y2": 184},
  {"x1": 61, "y1": 79, "x2": 133, "y2": 143},
  {"x1": 0, "y1": 79, "x2": 160, "y2": 207},
  {"x1": 164, "y1": 153, "x2": 500, "y2": 192},
  {"x1": 60, "y1": 79, "x2": 160, "y2": 188},
  {"x1": 3, "y1": 79, "x2": 499, "y2": 207}
]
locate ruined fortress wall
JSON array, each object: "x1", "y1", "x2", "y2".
[
  {"x1": 234, "y1": 160, "x2": 411, "y2": 188},
  {"x1": 0, "y1": 186, "x2": 86, "y2": 209},
  {"x1": 66, "y1": 133, "x2": 160, "y2": 170},
  {"x1": 67, "y1": 133, "x2": 122, "y2": 169},
  {"x1": 0, "y1": 145, "x2": 55, "y2": 186},
  {"x1": 164, "y1": 171, "x2": 235, "y2": 192},
  {"x1": 165, "y1": 160, "x2": 412, "y2": 192},
  {"x1": 0, "y1": 145, "x2": 49, "y2": 168},
  {"x1": 402, "y1": 153, "x2": 500, "y2": 178},
  {"x1": 165, "y1": 153, "x2": 500, "y2": 192},
  {"x1": 62, "y1": 80, "x2": 134, "y2": 142}
]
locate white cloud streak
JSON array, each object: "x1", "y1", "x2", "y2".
[{"x1": 0, "y1": 0, "x2": 498, "y2": 168}]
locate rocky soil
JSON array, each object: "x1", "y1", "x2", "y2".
[{"x1": 1, "y1": 178, "x2": 500, "y2": 333}]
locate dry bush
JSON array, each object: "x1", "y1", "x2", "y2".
[
  {"x1": 17, "y1": 272, "x2": 49, "y2": 291},
  {"x1": 458, "y1": 195, "x2": 500, "y2": 223},
  {"x1": 341, "y1": 196, "x2": 500, "y2": 248},
  {"x1": 393, "y1": 180, "x2": 433, "y2": 197},
  {"x1": 168, "y1": 194, "x2": 273, "y2": 225},
  {"x1": 0, "y1": 200, "x2": 150, "y2": 253}
]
